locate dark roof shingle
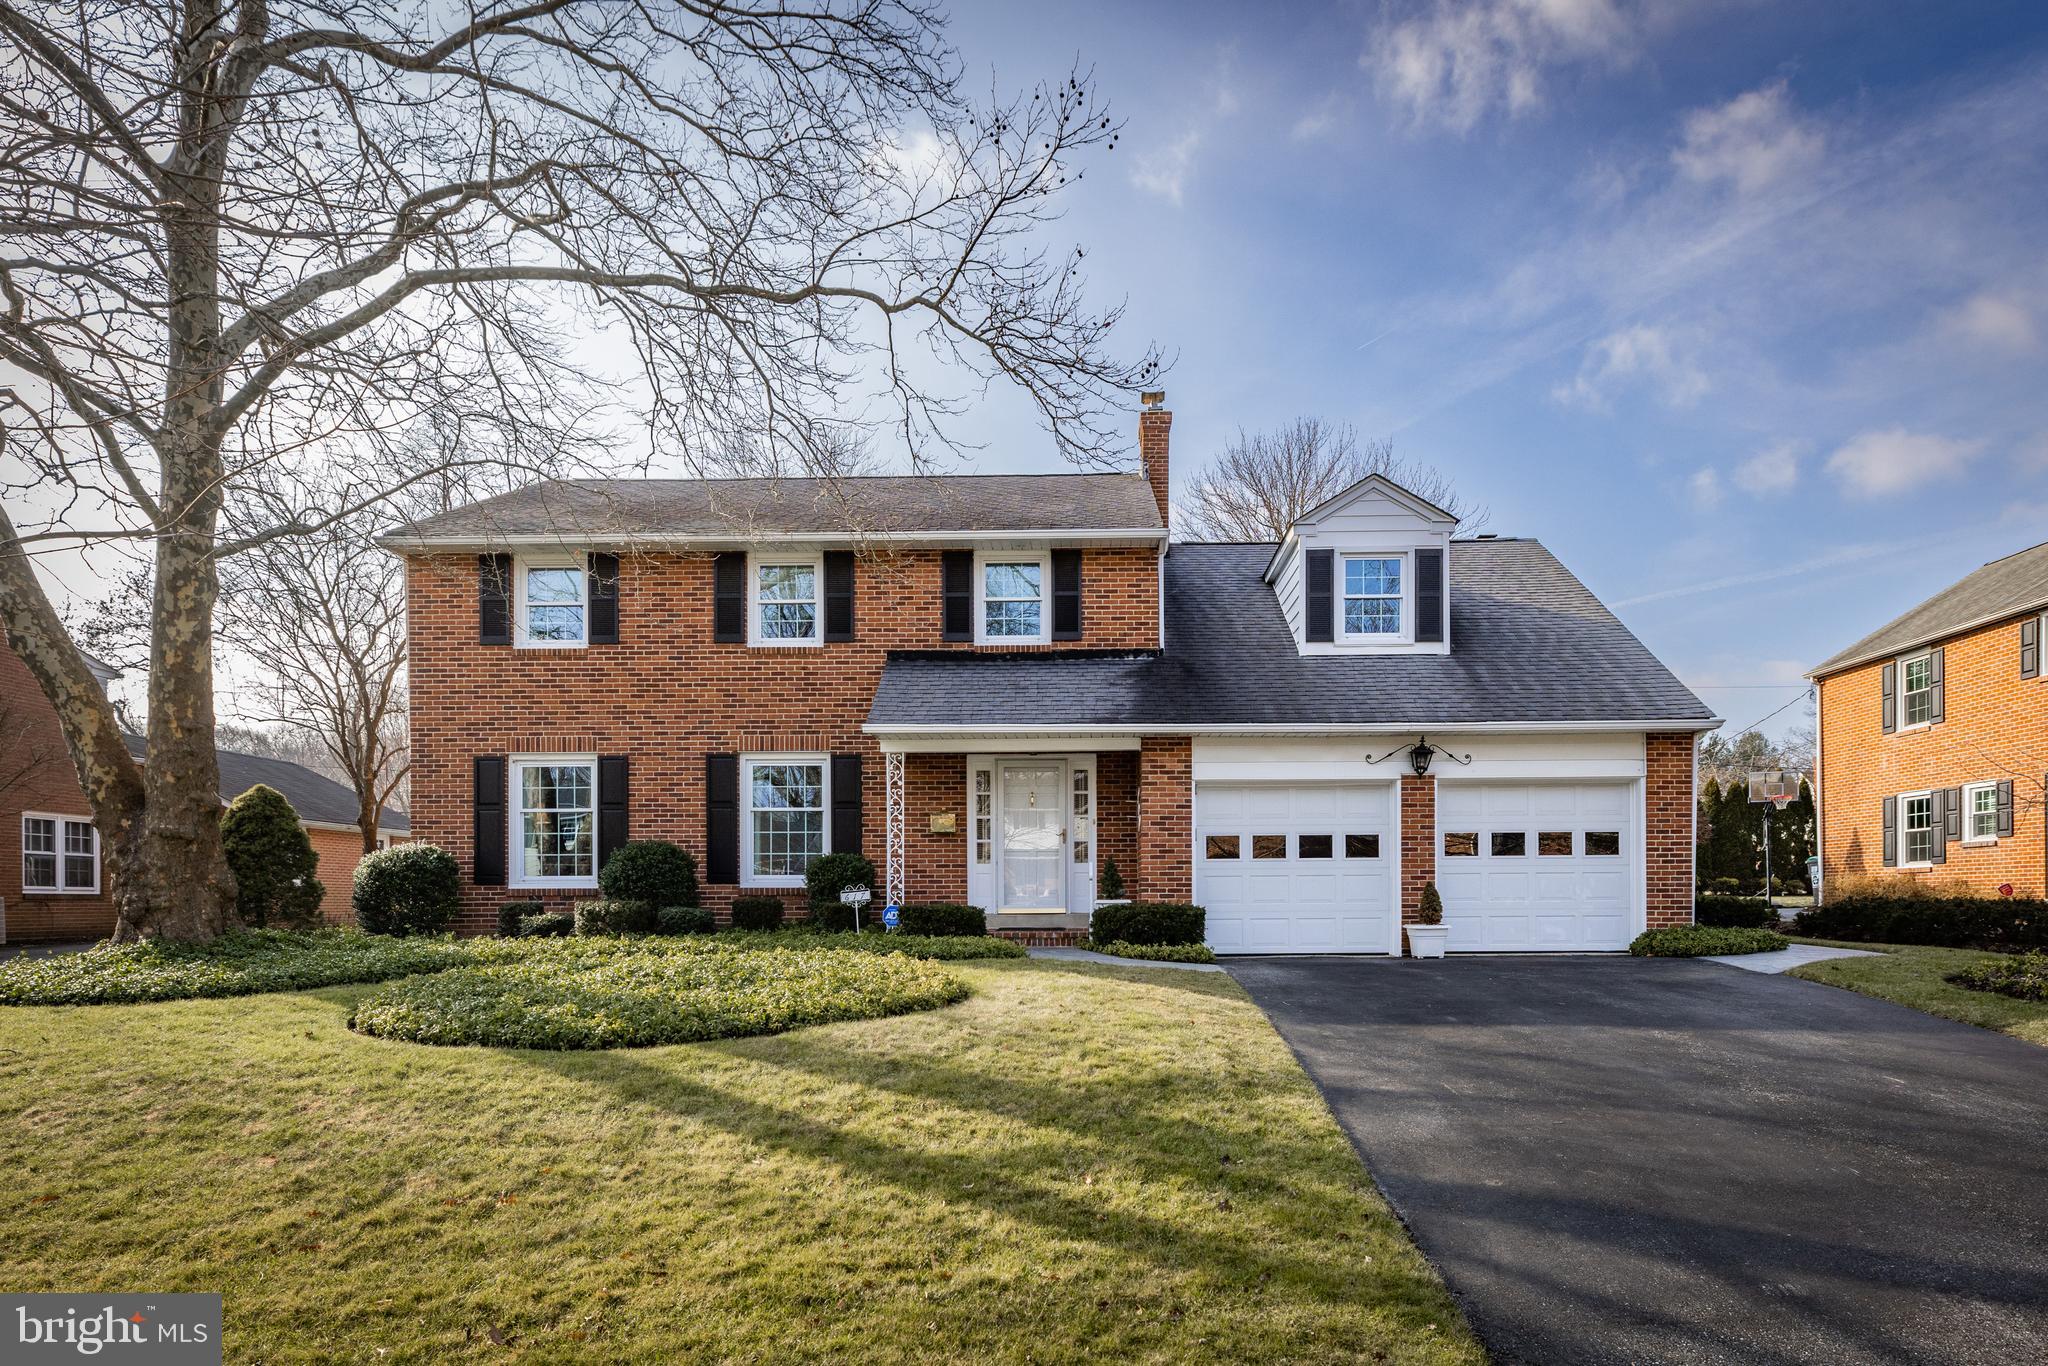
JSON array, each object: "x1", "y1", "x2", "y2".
[
  {"x1": 1810, "y1": 540, "x2": 2048, "y2": 677},
  {"x1": 124, "y1": 735, "x2": 408, "y2": 831}
]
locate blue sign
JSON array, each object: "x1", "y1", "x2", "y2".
[{"x1": 882, "y1": 904, "x2": 900, "y2": 930}]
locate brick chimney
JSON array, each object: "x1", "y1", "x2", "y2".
[{"x1": 1138, "y1": 390, "x2": 1171, "y2": 527}]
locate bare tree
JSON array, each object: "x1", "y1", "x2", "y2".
[
  {"x1": 0, "y1": 0, "x2": 1157, "y2": 940},
  {"x1": 1177, "y1": 418, "x2": 1483, "y2": 542}
]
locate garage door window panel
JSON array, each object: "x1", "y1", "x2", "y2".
[
  {"x1": 1298, "y1": 834, "x2": 1333, "y2": 859},
  {"x1": 1584, "y1": 831, "x2": 1621, "y2": 856},
  {"x1": 1538, "y1": 831, "x2": 1572, "y2": 856},
  {"x1": 1345, "y1": 834, "x2": 1380, "y2": 858},
  {"x1": 1253, "y1": 835, "x2": 1287, "y2": 859},
  {"x1": 1443, "y1": 832, "x2": 1478, "y2": 857},
  {"x1": 1491, "y1": 832, "x2": 1527, "y2": 857},
  {"x1": 1205, "y1": 835, "x2": 1240, "y2": 860}
]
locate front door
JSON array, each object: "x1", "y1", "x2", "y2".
[{"x1": 999, "y1": 762, "x2": 1066, "y2": 911}]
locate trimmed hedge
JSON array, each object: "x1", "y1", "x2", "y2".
[
  {"x1": 1695, "y1": 894, "x2": 1777, "y2": 929},
  {"x1": 598, "y1": 840, "x2": 700, "y2": 909},
  {"x1": 0, "y1": 929, "x2": 473, "y2": 1006},
  {"x1": 518, "y1": 911, "x2": 574, "y2": 938},
  {"x1": 1087, "y1": 940, "x2": 1217, "y2": 964},
  {"x1": 805, "y1": 852, "x2": 876, "y2": 932},
  {"x1": 1629, "y1": 926, "x2": 1786, "y2": 957},
  {"x1": 353, "y1": 844, "x2": 461, "y2": 937},
  {"x1": 1948, "y1": 952, "x2": 2048, "y2": 1002},
  {"x1": 1091, "y1": 902, "x2": 1206, "y2": 947},
  {"x1": 1792, "y1": 895, "x2": 2045, "y2": 953},
  {"x1": 658, "y1": 906, "x2": 715, "y2": 936},
  {"x1": 728, "y1": 896, "x2": 787, "y2": 932},
  {"x1": 896, "y1": 903, "x2": 986, "y2": 937},
  {"x1": 574, "y1": 898, "x2": 655, "y2": 936},
  {"x1": 347, "y1": 938, "x2": 969, "y2": 1049},
  {"x1": 497, "y1": 900, "x2": 545, "y2": 938},
  {"x1": 717, "y1": 929, "x2": 1026, "y2": 961}
]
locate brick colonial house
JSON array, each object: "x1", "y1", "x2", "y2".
[
  {"x1": 384, "y1": 397, "x2": 1715, "y2": 952},
  {"x1": 2, "y1": 642, "x2": 408, "y2": 942},
  {"x1": 1810, "y1": 540, "x2": 2048, "y2": 899}
]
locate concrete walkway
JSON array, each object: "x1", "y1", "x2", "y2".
[
  {"x1": 1026, "y1": 946, "x2": 1224, "y2": 973},
  {"x1": 0, "y1": 941, "x2": 96, "y2": 961},
  {"x1": 1706, "y1": 942, "x2": 1880, "y2": 973}
]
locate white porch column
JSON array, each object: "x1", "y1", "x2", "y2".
[{"x1": 885, "y1": 750, "x2": 906, "y2": 905}]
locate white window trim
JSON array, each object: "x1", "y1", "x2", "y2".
[
  {"x1": 508, "y1": 754, "x2": 599, "y2": 888},
  {"x1": 1962, "y1": 780, "x2": 2000, "y2": 845},
  {"x1": 513, "y1": 555, "x2": 588, "y2": 650},
  {"x1": 749, "y1": 555, "x2": 825, "y2": 648},
  {"x1": 740, "y1": 752, "x2": 831, "y2": 889},
  {"x1": 1336, "y1": 550, "x2": 1414, "y2": 645},
  {"x1": 22, "y1": 811, "x2": 99, "y2": 895},
  {"x1": 1898, "y1": 789, "x2": 1935, "y2": 868},
  {"x1": 974, "y1": 551, "x2": 1051, "y2": 645},
  {"x1": 1895, "y1": 650, "x2": 1934, "y2": 732}
]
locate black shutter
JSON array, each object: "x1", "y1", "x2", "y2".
[
  {"x1": 1305, "y1": 549, "x2": 1334, "y2": 643},
  {"x1": 1415, "y1": 547, "x2": 1445, "y2": 643},
  {"x1": 824, "y1": 551, "x2": 855, "y2": 642},
  {"x1": 1881, "y1": 795, "x2": 1897, "y2": 867},
  {"x1": 831, "y1": 753, "x2": 863, "y2": 856},
  {"x1": 706, "y1": 754, "x2": 739, "y2": 884},
  {"x1": 713, "y1": 553, "x2": 746, "y2": 643},
  {"x1": 589, "y1": 553, "x2": 620, "y2": 645},
  {"x1": 942, "y1": 550, "x2": 973, "y2": 641},
  {"x1": 1880, "y1": 662, "x2": 1896, "y2": 735},
  {"x1": 1051, "y1": 548, "x2": 1082, "y2": 641},
  {"x1": 479, "y1": 554, "x2": 512, "y2": 645},
  {"x1": 2023, "y1": 616, "x2": 2040, "y2": 679},
  {"x1": 473, "y1": 756, "x2": 506, "y2": 885},
  {"x1": 1942, "y1": 787, "x2": 1961, "y2": 844},
  {"x1": 1929, "y1": 789, "x2": 1948, "y2": 864},
  {"x1": 598, "y1": 755, "x2": 629, "y2": 876},
  {"x1": 1998, "y1": 779, "x2": 2015, "y2": 838},
  {"x1": 1928, "y1": 647, "x2": 1945, "y2": 725}
]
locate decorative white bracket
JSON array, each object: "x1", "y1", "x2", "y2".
[{"x1": 885, "y1": 750, "x2": 906, "y2": 905}]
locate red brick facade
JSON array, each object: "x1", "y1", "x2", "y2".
[
  {"x1": 1133, "y1": 736, "x2": 1191, "y2": 901},
  {"x1": 1645, "y1": 731, "x2": 1698, "y2": 928},
  {"x1": 1139, "y1": 406, "x2": 1173, "y2": 526},
  {"x1": 1399, "y1": 774, "x2": 1435, "y2": 938}
]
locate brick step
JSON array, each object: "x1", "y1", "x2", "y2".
[{"x1": 989, "y1": 928, "x2": 1088, "y2": 948}]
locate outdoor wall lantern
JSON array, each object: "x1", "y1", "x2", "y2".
[{"x1": 1364, "y1": 735, "x2": 1474, "y2": 776}]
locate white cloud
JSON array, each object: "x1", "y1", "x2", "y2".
[
  {"x1": 1131, "y1": 129, "x2": 1201, "y2": 206},
  {"x1": 1291, "y1": 93, "x2": 1346, "y2": 143},
  {"x1": 1938, "y1": 291, "x2": 2039, "y2": 352},
  {"x1": 1672, "y1": 81, "x2": 1824, "y2": 196},
  {"x1": 1554, "y1": 324, "x2": 1709, "y2": 410},
  {"x1": 1732, "y1": 440, "x2": 1800, "y2": 494},
  {"x1": 1687, "y1": 466, "x2": 1723, "y2": 510},
  {"x1": 1824, "y1": 427, "x2": 1983, "y2": 497}
]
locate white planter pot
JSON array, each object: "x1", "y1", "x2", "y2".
[{"x1": 1405, "y1": 925, "x2": 1450, "y2": 959}]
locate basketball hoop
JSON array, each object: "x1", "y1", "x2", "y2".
[{"x1": 1745, "y1": 770, "x2": 1806, "y2": 915}]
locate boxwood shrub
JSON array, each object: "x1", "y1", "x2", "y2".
[
  {"x1": 497, "y1": 900, "x2": 545, "y2": 938},
  {"x1": 1793, "y1": 895, "x2": 2045, "y2": 952},
  {"x1": 657, "y1": 906, "x2": 715, "y2": 936},
  {"x1": 1091, "y1": 902, "x2": 1206, "y2": 947},
  {"x1": 598, "y1": 840, "x2": 700, "y2": 909},
  {"x1": 574, "y1": 898, "x2": 656, "y2": 936},
  {"x1": 1948, "y1": 952, "x2": 2048, "y2": 1002},
  {"x1": 714, "y1": 929, "x2": 1025, "y2": 960},
  {"x1": 352, "y1": 844, "x2": 461, "y2": 937},
  {"x1": 896, "y1": 903, "x2": 986, "y2": 937},
  {"x1": 728, "y1": 896, "x2": 787, "y2": 932},
  {"x1": 1695, "y1": 894, "x2": 1777, "y2": 929},
  {"x1": 518, "y1": 911, "x2": 574, "y2": 938},
  {"x1": 1087, "y1": 939, "x2": 1217, "y2": 964},
  {"x1": 805, "y1": 852, "x2": 876, "y2": 931},
  {"x1": 1629, "y1": 926, "x2": 1786, "y2": 957}
]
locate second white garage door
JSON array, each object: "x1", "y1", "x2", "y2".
[
  {"x1": 1434, "y1": 782, "x2": 1637, "y2": 952},
  {"x1": 1195, "y1": 783, "x2": 1394, "y2": 954}
]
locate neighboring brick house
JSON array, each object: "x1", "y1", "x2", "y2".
[
  {"x1": 1810, "y1": 541, "x2": 2048, "y2": 900},
  {"x1": 1, "y1": 642, "x2": 408, "y2": 942},
  {"x1": 385, "y1": 396, "x2": 1715, "y2": 952}
]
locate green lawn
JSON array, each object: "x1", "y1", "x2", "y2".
[
  {"x1": 0, "y1": 958, "x2": 1479, "y2": 1364},
  {"x1": 1787, "y1": 940, "x2": 2048, "y2": 1047}
]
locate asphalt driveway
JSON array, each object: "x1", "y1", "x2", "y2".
[{"x1": 1226, "y1": 956, "x2": 2048, "y2": 1365}]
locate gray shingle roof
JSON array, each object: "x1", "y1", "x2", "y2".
[
  {"x1": 1810, "y1": 540, "x2": 2048, "y2": 677},
  {"x1": 382, "y1": 473, "x2": 1164, "y2": 546},
  {"x1": 124, "y1": 735, "x2": 408, "y2": 832},
  {"x1": 867, "y1": 539, "x2": 1715, "y2": 729}
]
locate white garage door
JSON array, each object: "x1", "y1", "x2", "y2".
[
  {"x1": 1195, "y1": 783, "x2": 1394, "y2": 954},
  {"x1": 1434, "y1": 782, "x2": 1637, "y2": 952}
]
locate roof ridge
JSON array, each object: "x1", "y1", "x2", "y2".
[{"x1": 563, "y1": 470, "x2": 1146, "y2": 486}]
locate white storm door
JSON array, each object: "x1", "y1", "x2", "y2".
[{"x1": 999, "y1": 762, "x2": 1066, "y2": 910}]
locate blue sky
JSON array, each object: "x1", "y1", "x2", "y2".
[{"x1": 934, "y1": 0, "x2": 2048, "y2": 738}]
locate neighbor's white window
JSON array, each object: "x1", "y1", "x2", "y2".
[
  {"x1": 753, "y1": 560, "x2": 821, "y2": 645},
  {"x1": 516, "y1": 559, "x2": 587, "y2": 647},
  {"x1": 1900, "y1": 791, "x2": 1934, "y2": 865},
  {"x1": 979, "y1": 558, "x2": 1046, "y2": 642},
  {"x1": 22, "y1": 813, "x2": 99, "y2": 894},
  {"x1": 1900, "y1": 653, "x2": 1934, "y2": 727},
  {"x1": 1340, "y1": 554, "x2": 1404, "y2": 638},
  {"x1": 1964, "y1": 782, "x2": 1999, "y2": 842},
  {"x1": 510, "y1": 756, "x2": 596, "y2": 885},
  {"x1": 743, "y1": 755, "x2": 828, "y2": 886}
]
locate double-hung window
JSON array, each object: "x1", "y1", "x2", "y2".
[
  {"x1": 754, "y1": 561, "x2": 820, "y2": 645},
  {"x1": 1900, "y1": 792, "x2": 1934, "y2": 865},
  {"x1": 23, "y1": 813, "x2": 99, "y2": 894},
  {"x1": 1340, "y1": 555, "x2": 1404, "y2": 638},
  {"x1": 980, "y1": 559, "x2": 1046, "y2": 642},
  {"x1": 1964, "y1": 782, "x2": 1999, "y2": 842},
  {"x1": 517, "y1": 560, "x2": 587, "y2": 647},
  {"x1": 511, "y1": 757, "x2": 596, "y2": 885},
  {"x1": 743, "y1": 755, "x2": 828, "y2": 886},
  {"x1": 1900, "y1": 653, "x2": 1934, "y2": 727}
]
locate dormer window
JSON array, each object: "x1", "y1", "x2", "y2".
[{"x1": 1342, "y1": 555, "x2": 1405, "y2": 638}]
